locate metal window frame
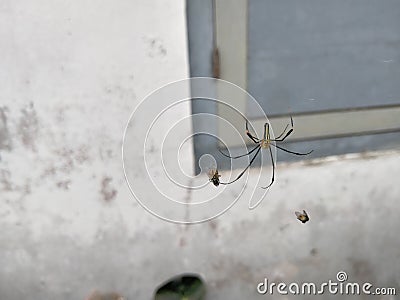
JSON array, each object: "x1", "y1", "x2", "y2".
[{"x1": 187, "y1": 0, "x2": 400, "y2": 174}]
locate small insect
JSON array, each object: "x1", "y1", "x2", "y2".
[
  {"x1": 219, "y1": 116, "x2": 313, "y2": 188},
  {"x1": 208, "y1": 168, "x2": 221, "y2": 187},
  {"x1": 295, "y1": 210, "x2": 309, "y2": 223}
]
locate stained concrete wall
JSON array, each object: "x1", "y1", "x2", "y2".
[
  {"x1": 0, "y1": 1, "x2": 190, "y2": 299},
  {"x1": 1, "y1": 1, "x2": 399, "y2": 300}
]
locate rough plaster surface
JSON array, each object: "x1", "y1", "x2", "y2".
[
  {"x1": 0, "y1": 0, "x2": 188, "y2": 299},
  {"x1": 1, "y1": 1, "x2": 399, "y2": 300}
]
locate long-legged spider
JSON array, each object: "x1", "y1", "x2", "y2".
[{"x1": 219, "y1": 116, "x2": 313, "y2": 189}]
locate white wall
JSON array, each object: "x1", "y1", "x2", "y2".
[{"x1": 0, "y1": 1, "x2": 190, "y2": 298}]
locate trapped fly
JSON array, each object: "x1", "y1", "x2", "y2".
[
  {"x1": 208, "y1": 168, "x2": 221, "y2": 187},
  {"x1": 295, "y1": 210, "x2": 309, "y2": 223}
]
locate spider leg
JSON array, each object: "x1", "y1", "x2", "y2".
[
  {"x1": 274, "y1": 123, "x2": 289, "y2": 140},
  {"x1": 220, "y1": 146, "x2": 261, "y2": 185},
  {"x1": 219, "y1": 144, "x2": 260, "y2": 159},
  {"x1": 246, "y1": 121, "x2": 260, "y2": 144},
  {"x1": 272, "y1": 143, "x2": 313, "y2": 156},
  {"x1": 273, "y1": 128, "x2": 293, "y2": 142},
  {"x1": 271, "y1": 116, "x2": 294, "y2": 142},
  {"x1": 261, "y1": 145, "x2": 275, "y2": 189}
]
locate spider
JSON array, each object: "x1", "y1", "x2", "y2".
[{"x1": 219, "y1": 116, "x2": 313, "y2": 189}]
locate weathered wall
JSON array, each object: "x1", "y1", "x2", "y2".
[
  {"x1": 0, "y1": 1, "x2": 190, "y2": 298},
  {"x1": 1, "y1": 1, "x2": 399, "y2": 300}
]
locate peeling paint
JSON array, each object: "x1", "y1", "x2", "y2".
[
  {"x1": 56, "y1": 148, "x2": 75, "y2": 173},
  {"x1": 0, "y1": 169, "x2": 12, "y2": 191},
  {"x1": 100, "y1": 177, "x2": 117, "y2": 202},
  {"x1": 0, "y1": 106, "x2": 12, "y2": 150},
  {"x1": 52, "y1": 145, "x2": 91, "y2": 175},
  {"x1": 75, "y1": 145, "x2": 90, "y2": 164},
  {"x1": 99, "y1": 148, "x2": 114, "y2": 161},
  {"x1": 104, "y1": 84, "x2": 136, "y2": 101},
  {"x1": 143, "y1": 36, "x2": 167, "y2": 57},
  {"x1": 18, "y1": 102, "x2": 39, "y2": 151},
  {"x1": 56, "y1": 180, "x2": 71, "y2": 190},
  {"x1": 41, "y1": 166, "x2": 57, "y2": 178}
]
